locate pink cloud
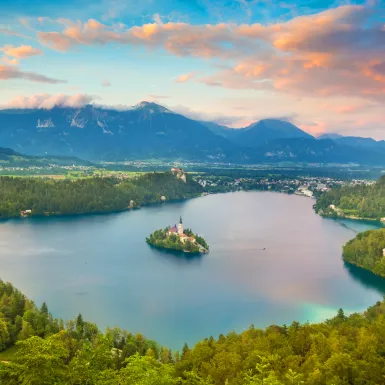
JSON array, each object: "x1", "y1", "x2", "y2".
[
  {"x1": 1, "y1": 57, "x2": 19, "y2": 65},
  {"x1": 3, "y1": 93, "x2": 98, "y2": 109},
  {"x1": 102, "y1": 79, "x2": 111, "y2": 87},
  {"x1": 148, "y1": 94, "x2": 169, "y2": 100},
  {"x1": 1, "y1": 45, "x2": 43, "y2": 58},
  {"x1": 0, "y1": 65, "x2": 66, "y2": 84},
  {"x1": 175, "y1": 72, "x2": 195, "y2": 83},
  {"x1": 0, "y1": 28, "x2": 36, "y2": 41},
  {"x1": 298, "y1": 121, "x2": 328, "y2": 136},
  {"x1": 32, "y1": 4, "x2": 385, "y2": 102},
  {"x1": 333, "y1": 104, "x2": 372, "y2": 114}
]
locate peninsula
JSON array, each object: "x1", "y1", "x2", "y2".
[
  {"x1": 315, "y1": 175, "x2": 385, "y2": 222},
  {"x1": 146, "y1": 217, "x2": 209, "y2": 253},
  {"x1": 343, "y1": 228, "x2": 385, "y2": 278}
]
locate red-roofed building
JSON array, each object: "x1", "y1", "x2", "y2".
[
  {"x1": 168, "y1": 225, "x2": 178, "y2": 235},
  {"x1": 167, "y1": 217, "x2": 195, "y2": 243}
]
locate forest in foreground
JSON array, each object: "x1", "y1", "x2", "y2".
[
  {"x1": 0, "y1": 172, "x2": 202, "y2": 219},
  {"x1": 2, "y1": 279, "x2": 385, "y2": 384},
  {"x1": 315, "y1": 176, "x2": 385, "y2": 220}
]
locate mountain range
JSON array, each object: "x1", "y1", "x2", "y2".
[{"x1": 0, "y1": 101, "x2": 384, "y2": 165}]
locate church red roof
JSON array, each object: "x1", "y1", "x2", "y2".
[{"x1": 169, "y1": 225, "x2": 178, "y2": 233}]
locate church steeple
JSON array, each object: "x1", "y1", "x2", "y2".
[{"x1": 178, "y1": 216, "x2": 183, "y2": 235}]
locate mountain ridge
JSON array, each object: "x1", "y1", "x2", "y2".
[{"x1": 1, "y1": 102, "x2": 384, "y2": 165}]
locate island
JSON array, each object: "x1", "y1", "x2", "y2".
[
  {"x1": 146, "y1": 217, "x2": 209, "y2": 254},
  {"x1": 343, "y1": 228, "x2": 385, "y2": 278}
]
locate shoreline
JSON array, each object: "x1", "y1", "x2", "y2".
[
  {"x1": 0, "y1": 194, "x2": 202, "y2": 223},
  {"x1": 0, "y1": 188, "x2": 305, "y2": 223},
  {"x1": 146, "y1": 242, "x2": 208, "y2": 255},
  {"x1": 318, "y1": 213, "x2": 384, "y2": 227}
]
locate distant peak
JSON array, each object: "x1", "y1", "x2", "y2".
[
  {"x1": 317, "y1": 133, "x2": 343, "y2": 140},
  {"x1": 135, "y1": 101, "x2": 152, "y2": 108},
  {"x1": 134, "y1": 101, "x2": 172, "y2": 113}
]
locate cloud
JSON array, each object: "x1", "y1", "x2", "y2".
[
  {"x1": 102, "y1": 79, "x2": 111, "y2": 87},
  {"x1": 0, "y1": 45, "x2": 43, "y2": 58},
  {"x1": 37, "y1": 18, "x2": 254, "y2": 57},
  {"x1": 1, "y1": 57, "x2": 19, "y2": 65},
  {"x1": 35, "y1": 4, "x2": 385, "y2": 102},
  {"x1": 171, "y1": 104, "x2": 246, "y2": 126},
  {"x1": 3, "y1": 93, "x2": 99, "y2": 109},
  {"x1": 298, "y1": 121, "x2": 328, "y2": 136},
  {"x1": 333, "y1": 104, "x2": 372, "y2": 114},
  {"x1": 0, "y1": 65, "x2": 66, "y2": 84},
  {"x1": 175, "y1": 72, "x2": 195, "y2": 83},
  {"x1": 148, "y1": 94, "x2": 170, "y2": 100},
  {"x1": 0, "y1": 28, "x2": 36, "y2": 41}
]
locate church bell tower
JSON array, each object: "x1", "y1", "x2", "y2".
[{"x1": 178, "y1": 216, "x2": 184, "y2": 235}]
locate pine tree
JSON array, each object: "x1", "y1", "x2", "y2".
[
  {"x1": 76, "y1": 313, "x2": 84, "y2": 338},
  {"x1": 40, "y1": 302, "x2": 48, "y2": 315}
]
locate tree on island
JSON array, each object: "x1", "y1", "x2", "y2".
[{"x1": 146, "y1": 219, "x2": 209, "y2": 253}]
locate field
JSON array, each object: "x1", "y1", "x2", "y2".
[{"x1": 0, "y1": 169, "x2": 148, "y2": 180}]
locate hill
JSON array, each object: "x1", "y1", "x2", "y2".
[
  {"x1": 315, "y1": 175, "x2": 385, "y2": 220},
  {"x1": 0, "y1": 146, "x2": 93, "y2": 167},
  {"x1": 317, "y1": 133, "x2": 343, "y2": 140},
  {"x1": 0, "y1": 171, "x2": 202, "y2": 219},
  {"x1": 318, "y1": 134, "x2": 385, "y2": 153},
  {"x1": 199, "y1": 121, "x2": 239, "y2": 139},
  {"x1": 2, "y1": 278, "x2": 385, "y2": 384},
  {"x1": 343, "y1": 228, "x2": 385, "y2": 277},
  {"x1": 334, "y1": 136, "x2": 385, "y2": 150},
  {"x1": 232, "y1": 119, "x2": 314, "y2": 148},
  {"x1": 251, "y1": 138, "x2": 385, "y2": 164}
]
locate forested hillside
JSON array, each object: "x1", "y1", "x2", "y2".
[
  {"x1": 315, "y1": 176, "x2": 385, "y2": 220},
  {"x1": 2, "y1": 279, "x2": 385, "y2": 384},
  {"x1": 0, "y1": 172, "x2": 202, "y2": 219},
  {"x1": 343, "y1": 228, "x2": 385, "y2": 278}
]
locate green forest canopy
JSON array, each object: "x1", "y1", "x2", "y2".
[
  {"x1": 315, "y1": 175, "x2": 385, "y2": 220},
  {"x1": 0, "y1": 172, "x2": 202, "y2": 219},
  {"x1": 343, "y1": 228, "x2": 385, "y2": 278},
  {"x1": 2, "y1": 279, "x2": 385, "y2": 384}
]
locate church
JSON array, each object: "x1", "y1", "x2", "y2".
[{"x1": 168, "y1": 217, "x2": 196, "y2": 243}]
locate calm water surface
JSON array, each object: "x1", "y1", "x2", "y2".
[{"x1": 0, "y1": 191, "x2": 384, "y2": 349}]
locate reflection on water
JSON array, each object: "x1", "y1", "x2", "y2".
[
  {"x1": 149, "y1": 245, "x2": 204, "y2": 265},
  {"x1": 0, "y1": 191, "x2": 384, "y2": 349},
  {"x1": 334, "y1": 218, "x2": 382, "y2": 234},
  {"x1": 344, "y1": 261, "x2": 385, "y2": 296}
]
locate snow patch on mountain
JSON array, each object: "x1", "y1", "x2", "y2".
[
  {"x1": 70, "y1": 111, "x2": 87, "y2": 128},
  {"x1": 97, "y1": 119, "x2": 113, "y2": 135},
  {"x1": 37, "y1": 118, "x2": 55, "y2": 128}
]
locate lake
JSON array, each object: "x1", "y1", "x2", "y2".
[{"x1": 0, "y1": 191, "x2": 384, "y2": 350}]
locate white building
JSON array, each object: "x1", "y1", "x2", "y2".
[{"x1": 178, "y1": 216, "x2": 183, "y2": 235}]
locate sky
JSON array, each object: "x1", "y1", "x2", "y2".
[{"x1": 1, "y1": 0, "x2": 385, "y2": 138}]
